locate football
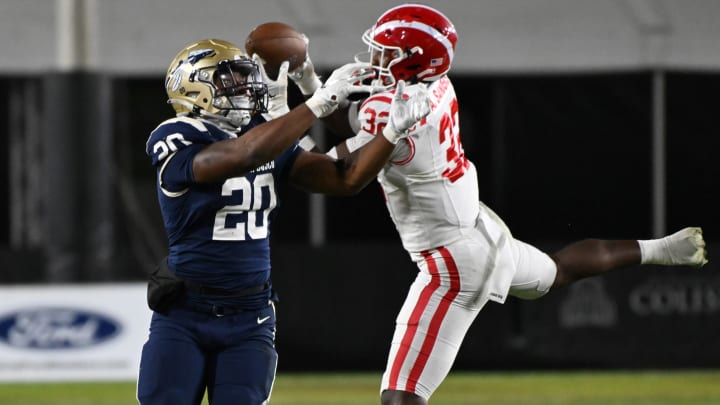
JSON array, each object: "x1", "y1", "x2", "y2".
[{"x1": 245, "y1": 21, "x2": 307, "y2": 80}]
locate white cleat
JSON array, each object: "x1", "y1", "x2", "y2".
[{"x1": 664, "y1": 227, "x2": 708, "y2": 267}]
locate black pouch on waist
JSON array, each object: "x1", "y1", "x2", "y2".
[{"x1": 147, "y1": 257, "x2": 185, "y2": 314}]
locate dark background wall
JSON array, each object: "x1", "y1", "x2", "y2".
[{"x1": 1, "y1": 71, "x2": 718, "y2": 371}]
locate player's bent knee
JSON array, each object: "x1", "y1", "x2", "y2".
[{"x1": 509, "y1": 254, "x2": 557, "y2": 300}]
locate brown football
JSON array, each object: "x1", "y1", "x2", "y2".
[{"x1": 245, "y1": 22, "x2": 307, "y2": 80}]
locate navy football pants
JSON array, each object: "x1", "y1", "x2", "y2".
[{"x1": 137, "y1": 302, "x2": 277, "y2": 405}]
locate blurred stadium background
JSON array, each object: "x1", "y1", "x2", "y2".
[{"x1": 0, "y1": 0, "x2": 719, "y2": 401}]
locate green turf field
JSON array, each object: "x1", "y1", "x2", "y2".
[{"x1": 1, "y1": 370, "x2": 719, "y2": 404}]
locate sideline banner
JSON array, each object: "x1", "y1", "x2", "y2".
[
  {"x1": 514, "y1": 267, "x2": 720, "y2": 368},
  {"x1": 0, "y1": 283, "x2": 151, "y2": 382}
]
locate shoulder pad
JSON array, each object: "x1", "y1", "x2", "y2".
[{"x1": 145, "y1": 116, "x2": 232, "y2": 166}]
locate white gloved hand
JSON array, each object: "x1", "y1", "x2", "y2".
[
  {"x1": 305, "y1": 62, "x2": 375, "y2": 118},
  {"x1": 382, "y1": 80, "x2": 432, "y2": 144},
  {"x1": 288, "y1": 34, "x2": 323, "y2": 96},
  {"x1": 253, "y1": 54, "x2": 290, "y2": 119}
]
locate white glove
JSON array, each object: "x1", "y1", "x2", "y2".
[
  {"x1": 253, "y1": 54, "x2": 290, "y2": 119},
  {"x1": 382, "y1": 80, "x2": 432, "y2": 144},
  {"x1": 305, "y1": 62, "x2": 376, "y2": 118},
  {"x1": 288, "y1": 34, "x2": 323, "y2": 96}
]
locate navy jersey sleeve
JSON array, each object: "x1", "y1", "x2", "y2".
[
  {"x1": 146, "y1": 116, "x2": 234, "y2": 190},
  {"x1": 160, "y1": 145, "x2": 204, "y2": 191},
  {"x1": 279, "y1": 143, "x2": 302, "y2": 181}
]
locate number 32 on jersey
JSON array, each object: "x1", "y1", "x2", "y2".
[{"x1": 360, "y1": 95, "x2": 469, "y2": 183}]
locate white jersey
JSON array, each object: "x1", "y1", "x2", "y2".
[
  {"x1": 344, "y1": 77, "x2": 557, "y2": 400},
  {"x1": 349, "y1": 77, "x2": 480, "y2": 253}
]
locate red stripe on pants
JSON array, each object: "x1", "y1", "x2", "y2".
[{"x1": 388, "y1": 247, "x2": 460, "y2": 393}]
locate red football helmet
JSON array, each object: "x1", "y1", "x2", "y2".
[{"x1": 360, "y1": 4, "x2": 458, "y2": 88}]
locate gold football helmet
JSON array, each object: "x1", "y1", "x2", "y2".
[{"x1": 165, "y1": 38, "x2": 268, "y2": 128}]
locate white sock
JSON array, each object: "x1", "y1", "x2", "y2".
[{"x1": 638, "y1": 237, "x2": 668, "y2": 265}]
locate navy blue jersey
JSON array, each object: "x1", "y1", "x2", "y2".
[{"x1": 145, "y1": 115, "x2": 301, "y2": 293}]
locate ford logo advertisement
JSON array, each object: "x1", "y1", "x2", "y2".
[{"x1": 0, "y1": 308, "x2": 121, "y2": 349}]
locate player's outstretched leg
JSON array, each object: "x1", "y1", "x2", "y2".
[
  {"x1": 639, "y1": 227, "x2": 708, "y2": 267},
  {"x1": 551, "y1": 227, "x2": 708, "y2": 288}
]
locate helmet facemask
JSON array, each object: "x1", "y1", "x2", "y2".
[
  {"x1": 202, "y1": 59, "x2": 268, "y2": 128},
  {"x1": 356, "y1": 29, "x2": 420, "y2": 91}
]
